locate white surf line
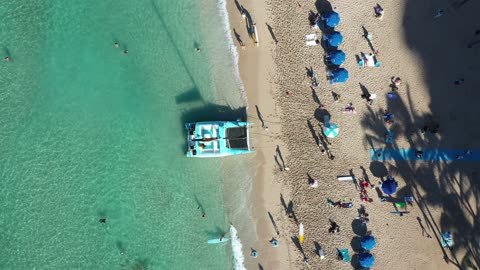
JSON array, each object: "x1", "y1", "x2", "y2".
[{"x1": 230, "y1": 225, "x2": 247, "y2": 270}]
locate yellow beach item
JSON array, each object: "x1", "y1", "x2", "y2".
[
  {"x1": 299, "y1": 223, "x2": 304, "y2": 243},
  {"x1": 252, "y1": 24, "x2": 259, "y2": 47}
]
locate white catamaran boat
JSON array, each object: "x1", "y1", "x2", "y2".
[{"x1": 185, "y1": 121, "x2": 254, "y2": 158}]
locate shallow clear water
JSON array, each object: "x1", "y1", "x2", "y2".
[{"x1": 0, "y1": 0, "x2": 248, "y2": 269}]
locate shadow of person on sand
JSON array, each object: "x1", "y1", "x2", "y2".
[
  {"x1": 291, "y1": 236, "x2": 306, "y2": 258},
  {"x1": 268, "y1": 211, "x2": 280, "y2": 236},
  {"x1": 307, "y1": 119, "x2": 320, "y2": 146},
  {"x1": 265, "y1": 23, "x2": 278, "y2": 43},
  {"x1": 233, "y1": 28, "x2": 245, "y2": 47}
]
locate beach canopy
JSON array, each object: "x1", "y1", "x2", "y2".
[
  {"x1": 381, "y1": 178, "x2": 398, "y2": 195},
  {"x1": 359, "y1": 253, "x2": 375, "y2": 268},
  {"x1": 327, "y1": 50, "x2": 346, "y2": 65},
  {"x1": 323, "y1": 123, "x2": 339, "y2": 138},
  {"x1": 330, "y1": 68, "x2": 349, "y2": 83},
  {"x1": 322, "y1": 11, "x2": 340, "y2": 27},
  {"x1": 324, "y1": 31, "x2": 343, "y2": 47},
  {"x1": 361, "y1": 235, "x2": 377, "y2": 251}
]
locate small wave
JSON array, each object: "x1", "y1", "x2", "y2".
[
  {"x1": 230, "y1": 225, "x2": 247, "y2": 270},
  {"x1": 217, "y1": 0, "x2": 248, "y2": 105}
]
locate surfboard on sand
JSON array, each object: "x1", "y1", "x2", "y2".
[
  {"x1": 207, "y1": 238, "x2": 230, "y2": 244},
  {"x1": 299, "y1": 223, "x2": 304, "y2": 243}
]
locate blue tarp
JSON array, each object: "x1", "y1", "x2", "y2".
[
  {"x1": 359, "y1": 253, "x2": 375, "y2": 268},
  {"x1": 382, "y1": 179, "x2": 397, "y2": 195},
  {"x1": 360, "y1": 235, "x2": 377, "y2": 251},
  {"x1": 325, "y1": 31, "x2": 343, "y2": 47},
  {"x1": 327, "y1": 50, "x2": 346, "y2": 65},
  {"x1": 322, "y1": 11, "x2": 340, "y2": 27}
]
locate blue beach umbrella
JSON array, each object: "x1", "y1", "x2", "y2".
[
  {"x1": 323, "y1": 11, "x2": 340, "y2": 27},
  {"x1": 360, "y1": 235, "x2": 377, "y2": 251},
  {"x1": 327, "y1": 50, "x2": 346, "y2": 65},
  {"x1": 359, "y1": 253, "x2": 375, "y2": 268},
  {"x1": 323, "y1": 123, "x2": 339, "y2": 138},
  {"x1": 381, "y1": 178, "x2": 398, "y2": 195},
  {"x1": 330, "y1": 68, "x2": 349, "y2": 84},
  {"x1": 325, "y1": 31, "x2": 343, "y2": 47}
]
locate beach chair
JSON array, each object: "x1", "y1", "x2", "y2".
[{"x1": 337, "y1": 249, "x2": 351, "y2": 262}]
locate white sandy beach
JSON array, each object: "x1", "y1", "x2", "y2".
[{"x1": 228, "y1": 0, "x2": 480, "y2": 269}]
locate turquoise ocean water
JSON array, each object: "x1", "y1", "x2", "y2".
[{"x1": 0, "y1": 0, "x2": 252, "y2": 269}]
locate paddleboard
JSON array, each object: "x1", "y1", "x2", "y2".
[
  {"x1": 299, "y1": 223, "x2": 304, "y2": 243},
  {"x1": 253, "y1": 24, "x2": 259, "y2": 47},
  {"x1": 207, "y1": 238, "x2": 230, "y2": 244}
]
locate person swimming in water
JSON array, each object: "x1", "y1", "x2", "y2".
[{"x1": 99, "y1": 218, "x2": 107, "y2": 223}]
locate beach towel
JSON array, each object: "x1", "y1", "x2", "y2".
[
  {"x1": 338, "y1": 249, "x2": 351, "y2": 262},
  {"x1": 306, "y1": 40, "x2": 318, "y2": 46},
  {"x1": 365, "y1": 54, "x2": 375, "y2": 67},
  {"x1": 305, "y1": 34, "x2": 317, "y2": 40}
]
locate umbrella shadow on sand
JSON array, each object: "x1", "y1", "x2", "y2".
[
  {"x1": 350, "y1": 236, "x2": 363, "y2": 253},
  {"x1": 314, "y1": 107, "x2": 331, "y2": 124},
  {"x1": 369, "y1": 161, "x2": 388, "y2": 178},
  {"x1": 350, "y1": 253, "x2": 362, "y2": 269},
  {"x1": 351, "y1": 219, "x2": 368, "y2": 236}
]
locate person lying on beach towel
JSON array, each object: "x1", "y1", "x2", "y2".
[
  {"x1": 374, "y1": 4, "x2": 384, "y2": 20},
  {"x1": 343, "y1": 103, "x2": 357, "y2": 114},
  {"x1": 362, "y1": 53, "x2": 376, "y2": 67}
]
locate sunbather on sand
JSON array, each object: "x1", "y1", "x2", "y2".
[
  {"x1": 343, "y1": 103, "x2": 357, "y2": 114},
  {"x1": 362, "y1": 53, "x2": 376, "y2": 67},
  {"x1": 374, "y1": 4, "x2": 384, "y2": 20},
  {"x1": 310, "y1": 13, "x2": 320, "y2": 29}
]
